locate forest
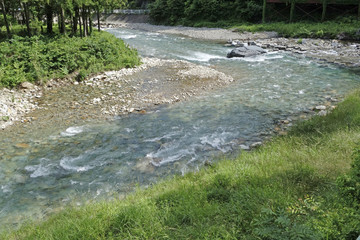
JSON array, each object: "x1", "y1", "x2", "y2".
[
  {"x1": 0, "y1": 0, "x2": 140, "y2": 88},
  {"x1": 0, "y1": 0, "x2": 128, "y2": 38}
]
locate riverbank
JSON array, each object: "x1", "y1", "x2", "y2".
[
  {"x1": 4, "y1": 88, "x2": 360, "y2": 239},
  {"x1": 2, "y1": 19, "x2": 358, "y2": 130},
  {"x1": 100, "y1": 15, "x2": 360, "y2": 68},
  {"x1": 0, "y1": 57, "x2": 233, "y2": 133}
]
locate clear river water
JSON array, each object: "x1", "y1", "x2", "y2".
[{"x1": 1, "y1": 28, "x2": 360, "y2": 230}]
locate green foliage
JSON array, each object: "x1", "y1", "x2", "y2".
[
  {"x1": 252, "y1": 207, "x2": 321, "y2": 240},
  {"x1": 337, "y1": 148, "x2": 360, "y2": 204},
  {"x1": 290, "y1": 90, "x2": 360, "y2": 136},
  {"x1": 0, "y1": 15, "x2": 16, "y2": 26},
  {"x1": 149, "y1": 0, "x2": 262, "y2": 25},
  {"x1": 0, "y1": 32, "x2": 140, "y2": 88},
  {"x1": 232, "y1": 18, "x2": 360, "y2": 40},
  {"x1": 1, "y1": 116, "x2": 9, "y2": 121}
]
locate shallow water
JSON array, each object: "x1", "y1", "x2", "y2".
[{"x1": 1, "y1": 28, "x2": 359, "y2": 230}]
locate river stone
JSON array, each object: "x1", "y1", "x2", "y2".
[
  {"x1": 227, "y1": 45, "x2": 266, "y2": 58},
  {"x1": 317, "y1": 110, "x2": 327, "y2": 116},
  {"x1": 250, "y1": 142, "x2": 262, "y2": 148},
  {"x1": 20, "y1": 82, "x2": 35, "y2": 90},
  {"x1": 134, "y1": 157, "x2": 160, "y2": 173},
  {"x1": 240, "y1": 144, "x2": 250, "y2": 150},
  {"x1": 15, "y1": 143, "x2": 30, "y2": 148},
  {"x1": 315, "y1": 105, "x2": 326, "y2": 111},
  {"x1": 13, "y1": 174, "x2": 27, "y2": 184},
  {"x1": 246, "y1": 45, "x2": 266, "y2": 53}
]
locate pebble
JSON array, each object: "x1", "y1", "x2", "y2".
[
  {"x1": 15, "y1": 143, "x2": 30, "y2": 148},
  {"x1": 239, "y1": 144, "x2": 250, "y2": 150},
  {"x1": 315, "y1": 105, "x2": 327, "y2": 110},
  {"x1": 317, "y1": 110, "x2": 327, "y2": 116},
  {"x1": 250, "y1": 142, "x2": 262, "y2": 148}
]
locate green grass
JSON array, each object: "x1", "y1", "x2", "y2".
[
  {"x1": 231, "y1": 20, "x2": 360, "y2": 39},
  {"x1": 0, "y1": 31, "x2": 141, "y2": 88},
  {"x1": 3, "y1": 89, "x2": 360, "y2": 239},
  {"x1": 188, "y1": 16, "x2": 360, "y2": 40}
]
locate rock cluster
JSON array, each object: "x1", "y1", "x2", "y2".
[
  {"x1": 0, "y1": 57, "x2": 234, "y2": 133},
  {"x1": 225, "y1": 38, "x2": 360, "y2": 67},
  {"x1": 226, "y1": 41, "x2": 267, "y2": 58},
  {"x1": 0, "y1": 82, "x2": 41, "y2": 129}
]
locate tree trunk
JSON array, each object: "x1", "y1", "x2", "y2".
[
  {"x1": 1, "y1": 0, "x2": 11, "y2": 37},
  {"x1": 262, "y1": 0, "x2": 266, "y2": 23},
  {"x1": 82, "y1": 6, "x2": 87, "y2": 37},
  {"x1": 19, "y1": 0, "x2": 25, "y2": 25},
  {"x1": 45, "y1": 3, "x2": 53, "y2": 34},
  {"x1": 78, "y1": 8, "x2": 83, "y2": 37},
  {"x1": 289, "y1": 1, "x2": 295, "y2": 23},
  {"x1": 73, "y1": 7, "x2": 79, "y2": 35},
  {"x1": 22, "y1": 2, "x2": 31, "y2": 37},
  {"x1": 88, "y1": 8, "x2": 92, "y2": 35},
  {"x1": 60, "y1": 7, "x2": 65, "y2": 34},
  {"x1": 97, "y1": 8, "x2": 100, "y2": 32}
]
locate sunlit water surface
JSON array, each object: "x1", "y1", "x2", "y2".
[{"x1": 0, "y1": 28, "x2": 359, "y2": 230}]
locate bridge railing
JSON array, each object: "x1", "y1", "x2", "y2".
[{"x1": 111, "y1": 9, "x2": 150, "y2": 15}]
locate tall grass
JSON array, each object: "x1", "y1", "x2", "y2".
[{"x1": 3, "y1": 92, "x2": 360, "y2": 239}]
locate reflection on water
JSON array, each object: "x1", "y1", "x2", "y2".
[{"x1": 0, "y1": 28, "x2": 359, "y2": 230}]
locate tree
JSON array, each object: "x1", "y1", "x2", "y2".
[
  {"x1": 1, "y1": 0, "x2": 11, "y2": 37},
  {"x1": 0, "y1": 0, "x2": 127, "y2": 38}
]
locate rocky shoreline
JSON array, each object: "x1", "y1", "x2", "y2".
[
  {"x1": 0, "y1": 83, "x2": 41, "y2": 130},
  {"x1": 0, "y1": 58, "x2": 233, "y2": 134},
  {"x1": 226, "y1": 38, "x2": 360, "y2": 68},
  {"x1": 100, "y1": 16, "x2": 360, "y2": 68}
]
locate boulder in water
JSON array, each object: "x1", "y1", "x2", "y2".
[{"x1": 227, "y1": 45, "x2": 266, "y2": 58}]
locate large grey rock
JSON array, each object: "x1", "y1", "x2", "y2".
[
  {"x1": 246, "y1": 45, "x2": 267, "y2": 53},
  {"x1": 227, "y1": 45, "x2": 266, "y2": 58},
  {"x1": 20, "y1": 82, "x2": 35, "y2": 90}
]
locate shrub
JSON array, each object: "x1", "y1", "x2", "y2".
[{"x1": 0, "y1": 32, "x2": 140, "y2": 88}]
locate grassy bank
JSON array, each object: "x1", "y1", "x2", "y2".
[
  {"x1": 3, "y1": 91, "x2": 360, "y2": 238},
  {"x1": 191, "y1": 18, "x2": 360, "y2": 40},
  {"x1": 0, "y1": 31, "x2": 140, "y2": 88},
  {"x1": 148, "y1": 0, "x2": 360, "y2": 40},
  {"x1": 231, "y1": 19, "x2": 360, "y2": 40}
]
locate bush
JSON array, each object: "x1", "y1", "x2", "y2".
[{"x1": 0, "y1": 32, "x2": 140, "y2": 88}]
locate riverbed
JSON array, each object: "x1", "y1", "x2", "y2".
[{"x1": 1, "y1": 27, "x2": 359, "y2": 231}]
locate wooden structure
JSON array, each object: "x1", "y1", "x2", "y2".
[{"x1": 262, "y1": 0, "x2": 360, "y2": 23}]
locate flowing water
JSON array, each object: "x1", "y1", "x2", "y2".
[{"x1": 1, "y1": 28, "x2": 360, "y2": 230}]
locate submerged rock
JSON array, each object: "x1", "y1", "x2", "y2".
[{"x1": 227, "y1": 45, "x2": 266, "y2": 58}]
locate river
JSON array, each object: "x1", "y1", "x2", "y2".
[{"x1": 0, "y1": 27, "x2": 359, "y2": 230}]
